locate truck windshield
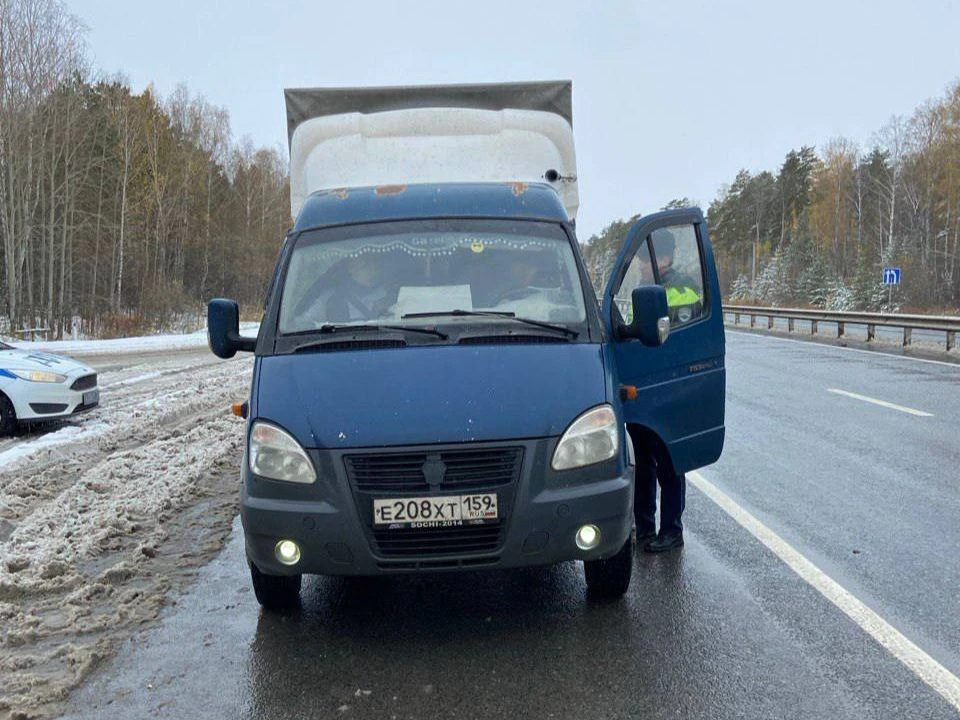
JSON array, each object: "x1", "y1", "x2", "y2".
[{"x1": 278, "y1": 219, "x2": 587, "y2": 335}]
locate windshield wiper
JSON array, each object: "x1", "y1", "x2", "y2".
[
  {"x1": 299, "y1": 322, "x2": 448, "y2": 343},
  {"x1": 401, "y1": 310, "x2": 578, "y2": 338}
]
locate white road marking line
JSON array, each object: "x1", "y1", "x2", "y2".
[
  {"x1": 728, "y1": 328, "x2": 960, "y2": 369},
  {"x1": 689, "y1": 470, "x2": 960, "y2": 713},
  {"x1": 826, "y1": 388, "x2": 933, "y2": 417}
]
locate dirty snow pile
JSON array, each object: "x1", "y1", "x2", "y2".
[{"x1": 0, "y1": 347, "x2": 253, "y2": 718}]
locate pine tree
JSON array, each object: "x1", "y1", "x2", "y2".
[
  {"x1": 728, "y1": 274, "x2": 753, "y2": 302},
  {"x1": 826, "y1": 278, "x2": 854, "y2": 311},
  {"x1": 754, "y1": 250, "x2": 788, "y2": 306}
]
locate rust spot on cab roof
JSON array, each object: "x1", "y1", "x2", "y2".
[
  {"x1": 375, "y1": 184, "x2": 407, "y2": 196},
  {"x1": 510, "y1": 182, "x2": 529, "y2": 196},
  {"x1": 330, "y1": 188, "x2": 349, "y2": 200}
]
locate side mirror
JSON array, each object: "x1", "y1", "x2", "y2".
[
  {"x1": 617, "y1": 285, "x2": 670, "y2": 346},
  {"x1": 208, "y1": 298, "x2": 257, "y2": 359}
]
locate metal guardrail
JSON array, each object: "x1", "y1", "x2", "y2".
[{"x1": 723, "y1": 305, "x2": 960, "y2": 351}]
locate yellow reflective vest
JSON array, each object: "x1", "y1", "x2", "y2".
[{"x1": 666, "y1": 285, "x2": 701, "y2": 308}]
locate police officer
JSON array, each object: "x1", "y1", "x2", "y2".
[
  {"x1": 634, "y1": 437, "x2": 685, "y2": 552},
  {"x1": 633, "y1": 229, "x2": 702, "y2": 552},
  {"x1": 652, "y1": 229, "x2": 703, "y2": 325}
]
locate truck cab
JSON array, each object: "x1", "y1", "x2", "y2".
[{"x1": 207, "y1": 81, "x2": 725, "y2": 609}]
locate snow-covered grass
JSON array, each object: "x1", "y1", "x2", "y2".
[{"x1": 5, "y1": 323, "x2": 259, "y2": 357}]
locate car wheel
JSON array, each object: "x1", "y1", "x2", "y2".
[
  {"x1": 0, "y1": 393, "x2": 17, "y2": 436},
  {"x1": 584, "y1": 536, "x2": 633, "y2": 601},
  {"x1": 250, "y1": 562, "x2": 302, "y2": 610}
]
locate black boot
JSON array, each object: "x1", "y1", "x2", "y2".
[
  {"x1": 636, "y1": 529, "x2": 657, "y2": 546},
  {"x1": 643, "y1": 533, "x2": 684, "y2": 553}
]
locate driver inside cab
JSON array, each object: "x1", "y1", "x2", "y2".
[
  {"x1": 482, "y1": 247, "x2": 566, "y2": 313},
  {"x1": 297, "y1": 254, "x2": 394, "y2": 324}
]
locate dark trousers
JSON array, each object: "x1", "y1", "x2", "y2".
[{"x1": 634, "y1": 443, "x2": 686, "y2": 538}]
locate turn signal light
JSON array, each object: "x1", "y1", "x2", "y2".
[{"x1": 232, "y1": 401, "x2": 248, "y2": 419}]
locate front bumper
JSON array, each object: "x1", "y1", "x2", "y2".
[
  {"x1": 6, "y1": 372, "x2": 99, "y2": 422},
  {"x1": 242, "y1": 438, "x2": 634, "y2": 576}
]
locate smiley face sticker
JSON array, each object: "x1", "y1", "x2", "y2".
[{"x1": 470, "y1": 240, "x2": 485, "y2": 254}]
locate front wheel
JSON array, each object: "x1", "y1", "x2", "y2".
[
  {"x1": 0, "y1": 394, "x2": 17, "y2": 436},
  {"x1": 250, "y1": 562, "x2": 302, "y2": 610},
  {"x1": 584, "y1": 536, "x2": 633, "y2": 601}
]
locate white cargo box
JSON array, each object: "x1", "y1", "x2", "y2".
[{"x1": 285, "y1": 81, "x2": 578, "y2": 221}]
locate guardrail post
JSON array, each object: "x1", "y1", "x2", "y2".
[
  {"x1": 903, "y1": 327, "x2": 912, "y2": 346},
  {"x1": 767, "y1": 315, "x2": 774, "y2": 330},
  {"x1": 837, "y1": 321, "x2": 845, "y2": 338},
  {"x1": 948, "y1": 330, "x2": 956, "y2": 352},
  {"x1": 811, "y1": 320, "x2": 818, "y2": 335},
  {"x1": 750, "y1": 314, "x2": 756, "y2": 328},
  {"x1": 867, "y1": 324, "x2": 875, "y2": 342},
  {"x1": 788, "y1": 318, "x2": 794, "y2": 332},
  {"x1": 734, "y1": 313, "x2": 740, "y2": 325}
]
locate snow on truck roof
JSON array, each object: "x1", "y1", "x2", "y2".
[{"x1": 284, "y1": 81, "x2": 578, "y2": 222}]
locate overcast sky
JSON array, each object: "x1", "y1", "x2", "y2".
[{"x1": 68, "y1": 0, "x2": 960, "y2": 239}]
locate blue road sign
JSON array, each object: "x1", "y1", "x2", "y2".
[{"x1": 882, "y1": 267, "x2": 901, "y2": 285}]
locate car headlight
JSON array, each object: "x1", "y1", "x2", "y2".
[
  {"x1": 9, "y1": 369, "x2": 67, "y2": 383},
  {"x1": 249, "y1": 421, "x2": 316, "y2": 484},
  {"x1": 551, "y1": 404, "x2": 619, "y2": 471}
]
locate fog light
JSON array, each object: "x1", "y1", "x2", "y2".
[
  {"x1": 575, "y1": 524, "x2": 601, "y2": 551},
  {"x1": 274, "y1": 539, "x2": 301, "y2": 566}
]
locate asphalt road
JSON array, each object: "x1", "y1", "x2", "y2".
[{"x1": 58, "y1": 331, "x2": 960, "y2": 719}]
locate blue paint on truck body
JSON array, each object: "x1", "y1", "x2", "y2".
[{"x1": 292, "y1": 182, "x2": 570, "y2": 232}]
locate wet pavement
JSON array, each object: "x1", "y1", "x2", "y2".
[{"x1": 59, "y1": 331, "x2": 960, "y2": 719}]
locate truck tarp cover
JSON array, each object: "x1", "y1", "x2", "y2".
[{"x1": 284, "y1": 81, "x2": 572, "y2": 143}]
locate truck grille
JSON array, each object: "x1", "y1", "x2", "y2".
[
  {"x1": 344, "y1": 445, "x2": 523, "y2": 559},
  {"x1": 70, "y1": 374, "x2": 97, "y2": 391},
  {"x1": 373, "y1": 522, "x2": 503, "y2": 558},
  {"x1": 345, "y1": 447, "x2": 522, "y2": 493}
]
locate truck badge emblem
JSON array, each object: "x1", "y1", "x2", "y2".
[{"x1": 422, "y1": 455, "x2": 447, "y2": 486}]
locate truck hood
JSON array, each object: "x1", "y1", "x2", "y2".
[{"x1": 256, "y1": 343, "x2": 607, "y2": 449}]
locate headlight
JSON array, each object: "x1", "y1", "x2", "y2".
[
  {"x1": 10, "y1": 369, "x2": 67, "y2": 383},
  {"x1": 249, "y1": 421, "x2": 316, "y2": 484},
  {"x1": 551, "y1": 405, "x2": 619, "y2": 471}
]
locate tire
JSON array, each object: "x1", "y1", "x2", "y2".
[
  {"x1": 250, "y1": 562, "x2": 302, "y2": 610},
  {"x1": 584, "y1": 536, "x2": 633, "y2": 601},
  {"x1": 0, "y1": 393, "x2": 17, "y2": 437}
]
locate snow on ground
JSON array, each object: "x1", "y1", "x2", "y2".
[
  {"x1": 6, "y1": 322, "x2": 259, "y2": 357},
  {"x1": 0, "y1": 422, "x2": 106, "y2": 468},
  {"x1": 0, "y1": 342, "x2": 254, "y2": 718}
]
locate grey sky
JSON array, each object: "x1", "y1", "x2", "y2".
[{"x1": 68, "y1": 0, "x2": 960, "y2": 239}]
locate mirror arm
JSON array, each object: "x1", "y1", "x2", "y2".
[{"x1": 227, "y1": 330, "x2": 257, "y2": 352}]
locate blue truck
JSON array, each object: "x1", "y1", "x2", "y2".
[{"x1": 207, "y1": 81, "x2": 725, "y2": 609}]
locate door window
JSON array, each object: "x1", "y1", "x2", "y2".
[
  {"x1": 613, "y1": 238, "x2": 654, "y2": 324},
  {"x1": 613, "y1": 223, "x2": 706, "y2": 328}
]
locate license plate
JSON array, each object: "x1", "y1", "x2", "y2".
[
  {"x1": 373, "y1": 493, "x2": 498, "y2": 528},
  {"x1": 82, "y1": 389, "x2": 99, "y2": 406}
]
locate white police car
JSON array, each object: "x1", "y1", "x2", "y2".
[{"x1": 0, "y1": 340, "x2": 100, "y2": 435}]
